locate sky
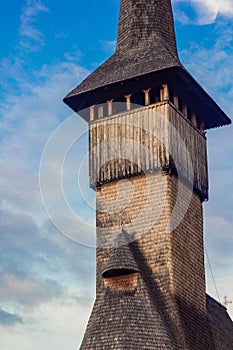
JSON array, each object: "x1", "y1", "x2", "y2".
[{"x1": 0, "y1": 0, "x2": 233, "y2": 349}]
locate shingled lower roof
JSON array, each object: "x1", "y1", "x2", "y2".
[
  {"x1": 207, "y1": 295, "x2": 233, "y2": 350},
  {"x1": 65, "y1": 46, "x2": 179, "y2": 100},
  {"x1": 80, "y1": 277, "x2": 180, "y2": 349}
]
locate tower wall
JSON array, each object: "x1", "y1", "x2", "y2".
[
  {"x1": 91, "y1": 102, "x2": 213, "y2": 348},
  {"x1": 96, "y1": 173, "x2": 214, "y2": 349}
]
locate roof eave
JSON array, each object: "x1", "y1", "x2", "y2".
[{"x1": 63, "y1": 66, "x2": 231, "y2": 130}]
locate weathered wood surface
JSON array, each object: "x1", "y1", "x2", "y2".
[{"x1": 89, "y1": 101, "x2": 208, "y2": 199}]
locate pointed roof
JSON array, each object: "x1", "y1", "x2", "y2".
[
  {"x1": 64, "y1": 0, "x2": 179, "y2": 107},
  {"x1": 207, "y1": 295, "x2": 233, "y2": 349},
  {"x1": 80, "y1": 279, "x2": 180, "y2": 349},
  {"x1": 102, "y1": 230, "x2": 139, "y2": 278},
  {"x1": 64, "y1": 0, "x2": 231, "y2": 129},
  {"x1": 66, "y1": 0, "x2": 179, "y2": 100}
]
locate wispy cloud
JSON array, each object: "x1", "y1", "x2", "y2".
[
  {"x1": 100, "y1": 40, "x2": 116, "y2": 54},
  {"x1": 0, "y1": 309, "x2": 23, "y2": 326},
  {"x1": 0, "y1": 40, "x2": 94, "y2": 348},
  {"x1": 180, "y1": 19, "x2": 233, "y2": 318},
  {"x1": 19, "y1": 0, "x2": 49, "y2": 51},
  {"x1": 173, "y1": 0, "x2": 233, "y2": 24},
  {"x1": 180, "y1": 23, "x2": 233, "y2": 115}
]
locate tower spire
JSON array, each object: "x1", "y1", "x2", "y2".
[
  {"x1": 64, "y1": 0, "x2": 230, "y2": 128},
  {"x1": 116, "y1": 0, "x2": 178, "y2": 58}
]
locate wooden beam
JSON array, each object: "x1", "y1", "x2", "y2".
[
  {"x1": 125, "y1": 94, "x2": 132, "y2": 111},
  {"x1": 191, "y1": 112, "x2": 197, "y2": 127},
  {"x1": 107, "y1": 100, "x2": 113, "y2": 116},
  {"x1": 90, "y1": 105, "x2": 95, "y2": 121},
  {"x1": 200, "y1": 121, "x2": 205, "y2": 132},
  {"x1": 98, "y1": 106, "x2": 103, "y2": 119},
  {"x1": 182, "y1": 103, "x2": 188, "y2": 117},
  {"x1": 143, "y1": 89, "x2": 151, "y2": 106},
  {"x1": 160, "y1": 84, "x2": 169, "y2": 101}
]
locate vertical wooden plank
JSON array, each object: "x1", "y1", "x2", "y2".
[
  {"x1": 144, "y1": 107, "x2": 150, "y2": 172},
  {"x1": 136, "y1": 110, "x2": 141, "y2": 173},
  {"x1": 133, "y1": 110, "x2": 138, "y2": 174},
  {"x1": 148, "y1": 106, "x2": 153, "y2": 171},
  {"x1": 128, "y1": 111, "x2": 133, "y2": 176},
  {"x1": 89, "y1": 122, "x2": 93, "y2": 187},
  {"x1": 113, "y1": 118, "x2": 117, "y2": 180},
  {"x1": 125, "y1": 111, "x2": 130, "y2": 176}
]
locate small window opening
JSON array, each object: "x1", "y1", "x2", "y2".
[{"x1": 103, "y1": 271, "x2": 139, "y2": 292}]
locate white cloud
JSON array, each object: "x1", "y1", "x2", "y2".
[
  {"x1": 0, "y1": 274, "x2": 64, "y2": 308},
  {"x1": 173, "y1": 0, "x2": 233, "y2": 24},
  {"x1": 100, "y1": 40, "x2": 116, "y2": 54},
  {"x1": 180, "y1": 26, "x2": 233, "y2": 114},
  {"x1": 0, "y1": 58, "x2": 89, "y2": 171},
  {"x1": 19, "y1": 0, "x2": 49, "y2": 51},
  {"x1": 0, "y1": 299, "x2": 93, "y2": 350},
  {"x1": 0, "y1": 40, "x2": 95, "y2": 349},
  {"x1": 205, "y1": 216, "x2": 233, "y2": 275},
  {"x1": 0, "y1": 309, "x2": 23, "y2": 326}
]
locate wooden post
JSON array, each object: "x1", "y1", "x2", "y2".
[
  {"x1": 107, "y1": 100, "x2": 113, "y2": 116},
  {"x1": 191, "y1": 112, "x2": 197, "y2": 127},
  {"x1": 160, "y1": 84, "x2": 169, "y2": 101},
  {"x1": 90, "y1": 105, "x2": 95, "y2": 121},
  {"x1": 200, "y1": 121, "x2": 205, "y2": 133},
  {"x1": 182, "y1": 103, "x2": 188, "y2": 117},
  {"x1": 173, "y1": 93, "x2": 179, "y2": 108},
  {"x1": 155, "y1": 94, "x2": 160, "y2": 103},
  {"x1": 125, "y1": 94, "x2": 132, "y2": 111},
  {"x1": 143, "y1": 89, "x2": 151, "y2": 106},
  {"x1": 98, "y1": 106, "x2": 104, "y2": 119}
]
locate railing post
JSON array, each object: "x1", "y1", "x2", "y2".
[
  {"x1": 160, "y1": 84, "x2": 169, "y2": 101},
  {"x1": 107, "y1": 100, "x2": 113, "y2": 116},
  {"x1": 90, "y1": 105, "x2": 95, "y2": 121},
  {"x1": 125, "y1": 94, "x2": 132, "y2": 111},
  {"x1": 191, "y1": 112, "x2": 197, "y2": 127},
  {"x1": 98, "y1": 106, "x2": 103, "y2": 119},
  {"x1": 143, "y1": 89, "x2": 151, "y2": 106}
]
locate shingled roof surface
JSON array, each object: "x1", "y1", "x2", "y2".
[
  {"x1": 80, "y1": 279, "x2": 180, "y2": 349},
  {"x1": 66, "y1": 0, "x2": 179, "y2": 98},
  {"x1": 81, "y1": 231, "x2": 233, "y2": 349},
  {"x1": 207, "y1": 295, "x2": 233, "y2": 350},
  {"x1": 64, "y1": 0, "x2": 230, "y2": 128}
]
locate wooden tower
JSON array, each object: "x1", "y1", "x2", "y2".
[{"x1": 64, "y1": 1, "x2": 232, "y2": 349}]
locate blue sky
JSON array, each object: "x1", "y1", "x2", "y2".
[{"x1": 0, "y1": 0, "x2": 233, "y2": 349}]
